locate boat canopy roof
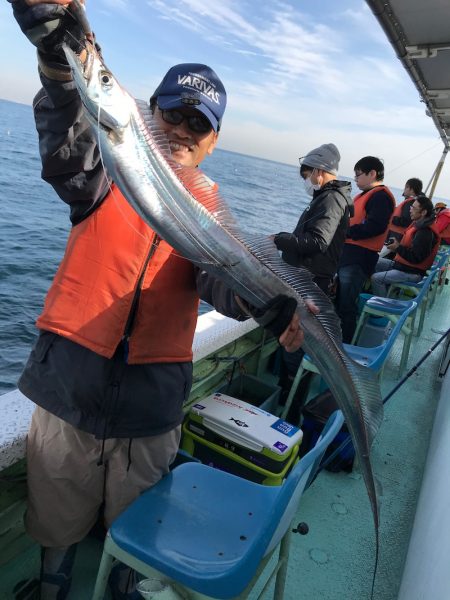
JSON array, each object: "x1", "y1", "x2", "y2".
[{"x1": 366, "y1": 0, "x2": 450, "y2": 151}]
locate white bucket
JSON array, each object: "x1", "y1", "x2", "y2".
[{"x1": 136, "y1": 579, "x2": 184, "y2": 600}]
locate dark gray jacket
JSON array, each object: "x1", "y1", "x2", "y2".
[
  {"x1": 19, "y1": 73, "x2": 246, "y2": 439},
  {"x1": 394, "y1": 214, "x2": 439, "y2": 274},
  {"x1": 274, "y1": 180, "x2": 353, "y2": 286}
]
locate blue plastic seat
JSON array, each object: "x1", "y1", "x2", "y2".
[
  {"x1": 279, "y1": 299, "x2": 417, "y2": 420},
  {"x1": 430, "y1": 249, "x2": 450, "y2": 305},
  {"x1": 352, "y1": 295, "x2": 419, "y2": 377},
  {"x1": 386, "y1": 266, "x2": 439, "y2": 337},
  {"x1": 344, "y1": 299, "x2": 416, "y2": 372},
  {"x1": 91, "y1": 411, "x2": 344, "y2": 600}
]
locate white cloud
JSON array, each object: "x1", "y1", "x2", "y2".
[{"x1": 1, "y1": 0, "x2": 449, "y2": 198}]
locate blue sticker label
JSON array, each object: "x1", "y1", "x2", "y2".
[
  {"x1": 193, "y1": 403, "x2": 206, "y2": 410},
  {"x1": 274, "y1": 441, "x2": 288, "y2": 453},
  {"x1": 270, "y1": 419, "x2": 299, "y2": 437}
]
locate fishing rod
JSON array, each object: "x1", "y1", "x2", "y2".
[{"x1": 314, "y1": 326, "x2": 450, "y2": 476}]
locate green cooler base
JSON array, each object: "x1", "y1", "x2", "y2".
[{"x1": 181, "y1": 422, "x2": 299, "y2": 486}]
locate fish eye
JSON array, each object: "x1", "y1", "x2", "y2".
[{"x1": 100, "y1": 70, "x2": 113, "y2": 87}]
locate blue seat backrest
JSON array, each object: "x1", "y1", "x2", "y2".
[
  {"x1": 412, "y1": 267, "x2": 438, "y2": 303},
  {"x1": 389, "y1": 266, "x2": 437, "y2": 304}
]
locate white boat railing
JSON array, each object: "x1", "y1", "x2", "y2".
[
  {"x1": 398, "y1": 348, "x2": 450, "y2": 600},
  {"x1": 0, "y1": 312, "x2": 257, "y2": 472}
]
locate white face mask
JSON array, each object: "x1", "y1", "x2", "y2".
[
  {"x1": 303, "y1": 177, "x2": 315, "y2": 196},
  {"x1": 303, "y1": 176, "x2": 321, "y2": 196}
]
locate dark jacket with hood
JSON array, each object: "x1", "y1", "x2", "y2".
[
  {"x1": 274, "y1": 180, "x2": 353, "y2": 289},
  {"x1": 394, "y1": 213, "x2": 439, "y2": 275}
]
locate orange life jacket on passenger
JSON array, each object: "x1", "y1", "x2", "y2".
[
  {"x1": 394, "y1": 222, "x2": 441, "y2": 272},
  {"x1": 388, "y1": 196, "x2": 414, "y2": 236},
  {"x1": 435, "y1": 208, "x2": 450, "y2": 244},
  {"x1": 345, "y1": 185, "x2": 396, "y2": 252},
  {"x1": 37, "y1": 184, "x2": 203, "y2": 363}
]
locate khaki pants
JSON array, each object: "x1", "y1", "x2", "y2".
[{"x1": 26, "y1": 406, "x2": 181, "y2": 547}]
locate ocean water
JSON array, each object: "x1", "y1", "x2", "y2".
[
  {"x1": 1, "y1": 99, "x2": 412, "y2": 394},
  {"x1": 0, "y1": 99, "x2": 314, "y2": 393}
]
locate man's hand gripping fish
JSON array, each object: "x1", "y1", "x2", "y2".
[{"x1": 64, "y1": 0, "x2": 383, "y2": 568}]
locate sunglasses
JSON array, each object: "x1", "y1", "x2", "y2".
[{"x1": 160, "y1": 109, "x2": 213, "y2": 134}]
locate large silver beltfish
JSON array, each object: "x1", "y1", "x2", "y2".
[{"x1": 62, "y1": 11, "x2": 383, "y2": 561}]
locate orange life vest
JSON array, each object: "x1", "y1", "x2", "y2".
[
  {"x1": 345, "y1": 185, "x2": 395, "y2": 252},
  {"x1": 37, "y1": 184, "x2": 201, "y2": 363},
  {"x1": 394, "y1": 222, "x2": 441, "y2": 272},
  {"x1": 435, "y1": 208, "x2": 450, "y2": 243},
  {"x1": 389, "y1": 196, "x2": 414, "y2": 236}
]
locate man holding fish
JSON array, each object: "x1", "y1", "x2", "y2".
[
  {"x1": 10, "y1": 0, "x2": 386, "y2": 597},
  {"x1": 12, "y1": 0, "x2": 312, "y2": 600},
  {"x1": 9, "y1": 0, "x2": 307, "y2": 598}
]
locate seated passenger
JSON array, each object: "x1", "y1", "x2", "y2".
[
  {"x1": 371, "y1": 195, "x2": 440, "y2": 297},
  {"x1": 386, "y1": 177, "x2": 423, "y2": 242},
  {"x1": 435, "y1": 202, "x2": 450, "y2": 246}
]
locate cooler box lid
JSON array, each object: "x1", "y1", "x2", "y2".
[{"x1": 189, "y1": 392, "x2": 302, "y2": 456}]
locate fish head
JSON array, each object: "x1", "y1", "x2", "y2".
[{"x1": 63, "y1": 42, "x2": 132, "y2": 132}]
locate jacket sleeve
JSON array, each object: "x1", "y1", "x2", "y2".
[
  {"x1": 396, "y1": 229, "x2": 436, "y2": 264},
  {"x1": 33, "y1": 72, "x2": 111, "y2": 224},
  {"x1": 194, "y1": 268, "x2": 249, "y2": 320},
  {"x1": 347, "y1": 191, "x2": 394, "y2": 240},
  {"x1": 274, "y1": 192, "x2": 346, "y2": 263}
]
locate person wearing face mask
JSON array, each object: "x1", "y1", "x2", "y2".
[
  {"x1": 272, "y1": 144, "x2": 353, "y2": 423},
  {"x1": 273, "y1": 143, "x2": 353, "y2": 294}
]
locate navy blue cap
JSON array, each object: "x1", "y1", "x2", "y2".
[{"x1": 150, "y1": 63, "x2": 226, "y2": 132}]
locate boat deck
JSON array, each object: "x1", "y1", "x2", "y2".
[
  {"x1": 285, "y1": 284, "x2": 450, "y2": 600},
  {"x1": 0, "y1": 283, "x2": 449, "y2": 600}
]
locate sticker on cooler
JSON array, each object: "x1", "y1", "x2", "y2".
[
  {"x1": 270, "y1": 419, "x2": 300, "y2": 437},
  {"x1": 273, "y1": 441, "x2": 288, "y2": 453}
]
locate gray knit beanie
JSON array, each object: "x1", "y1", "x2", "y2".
[{"x1": 301, "y1": 143, "x2": 340, "y2": 176}]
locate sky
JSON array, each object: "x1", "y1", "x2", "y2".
[{"x1": 1, "y1": 0, "x2": 449, "y2": 199}]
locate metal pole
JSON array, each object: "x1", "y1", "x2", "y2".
[{"x1": 425, "y1": 147, "x2": 448, "y2": 200}]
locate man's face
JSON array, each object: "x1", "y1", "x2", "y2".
[
  {"x1": 153, "y1": 107, "x2": 218, "y2": 167},
  {"x1": 354, "y1": 169, "x2": 375, "y2": 191},
  {"x1": 410, "y1": 200, "x2": 426, "y2": 221}
]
